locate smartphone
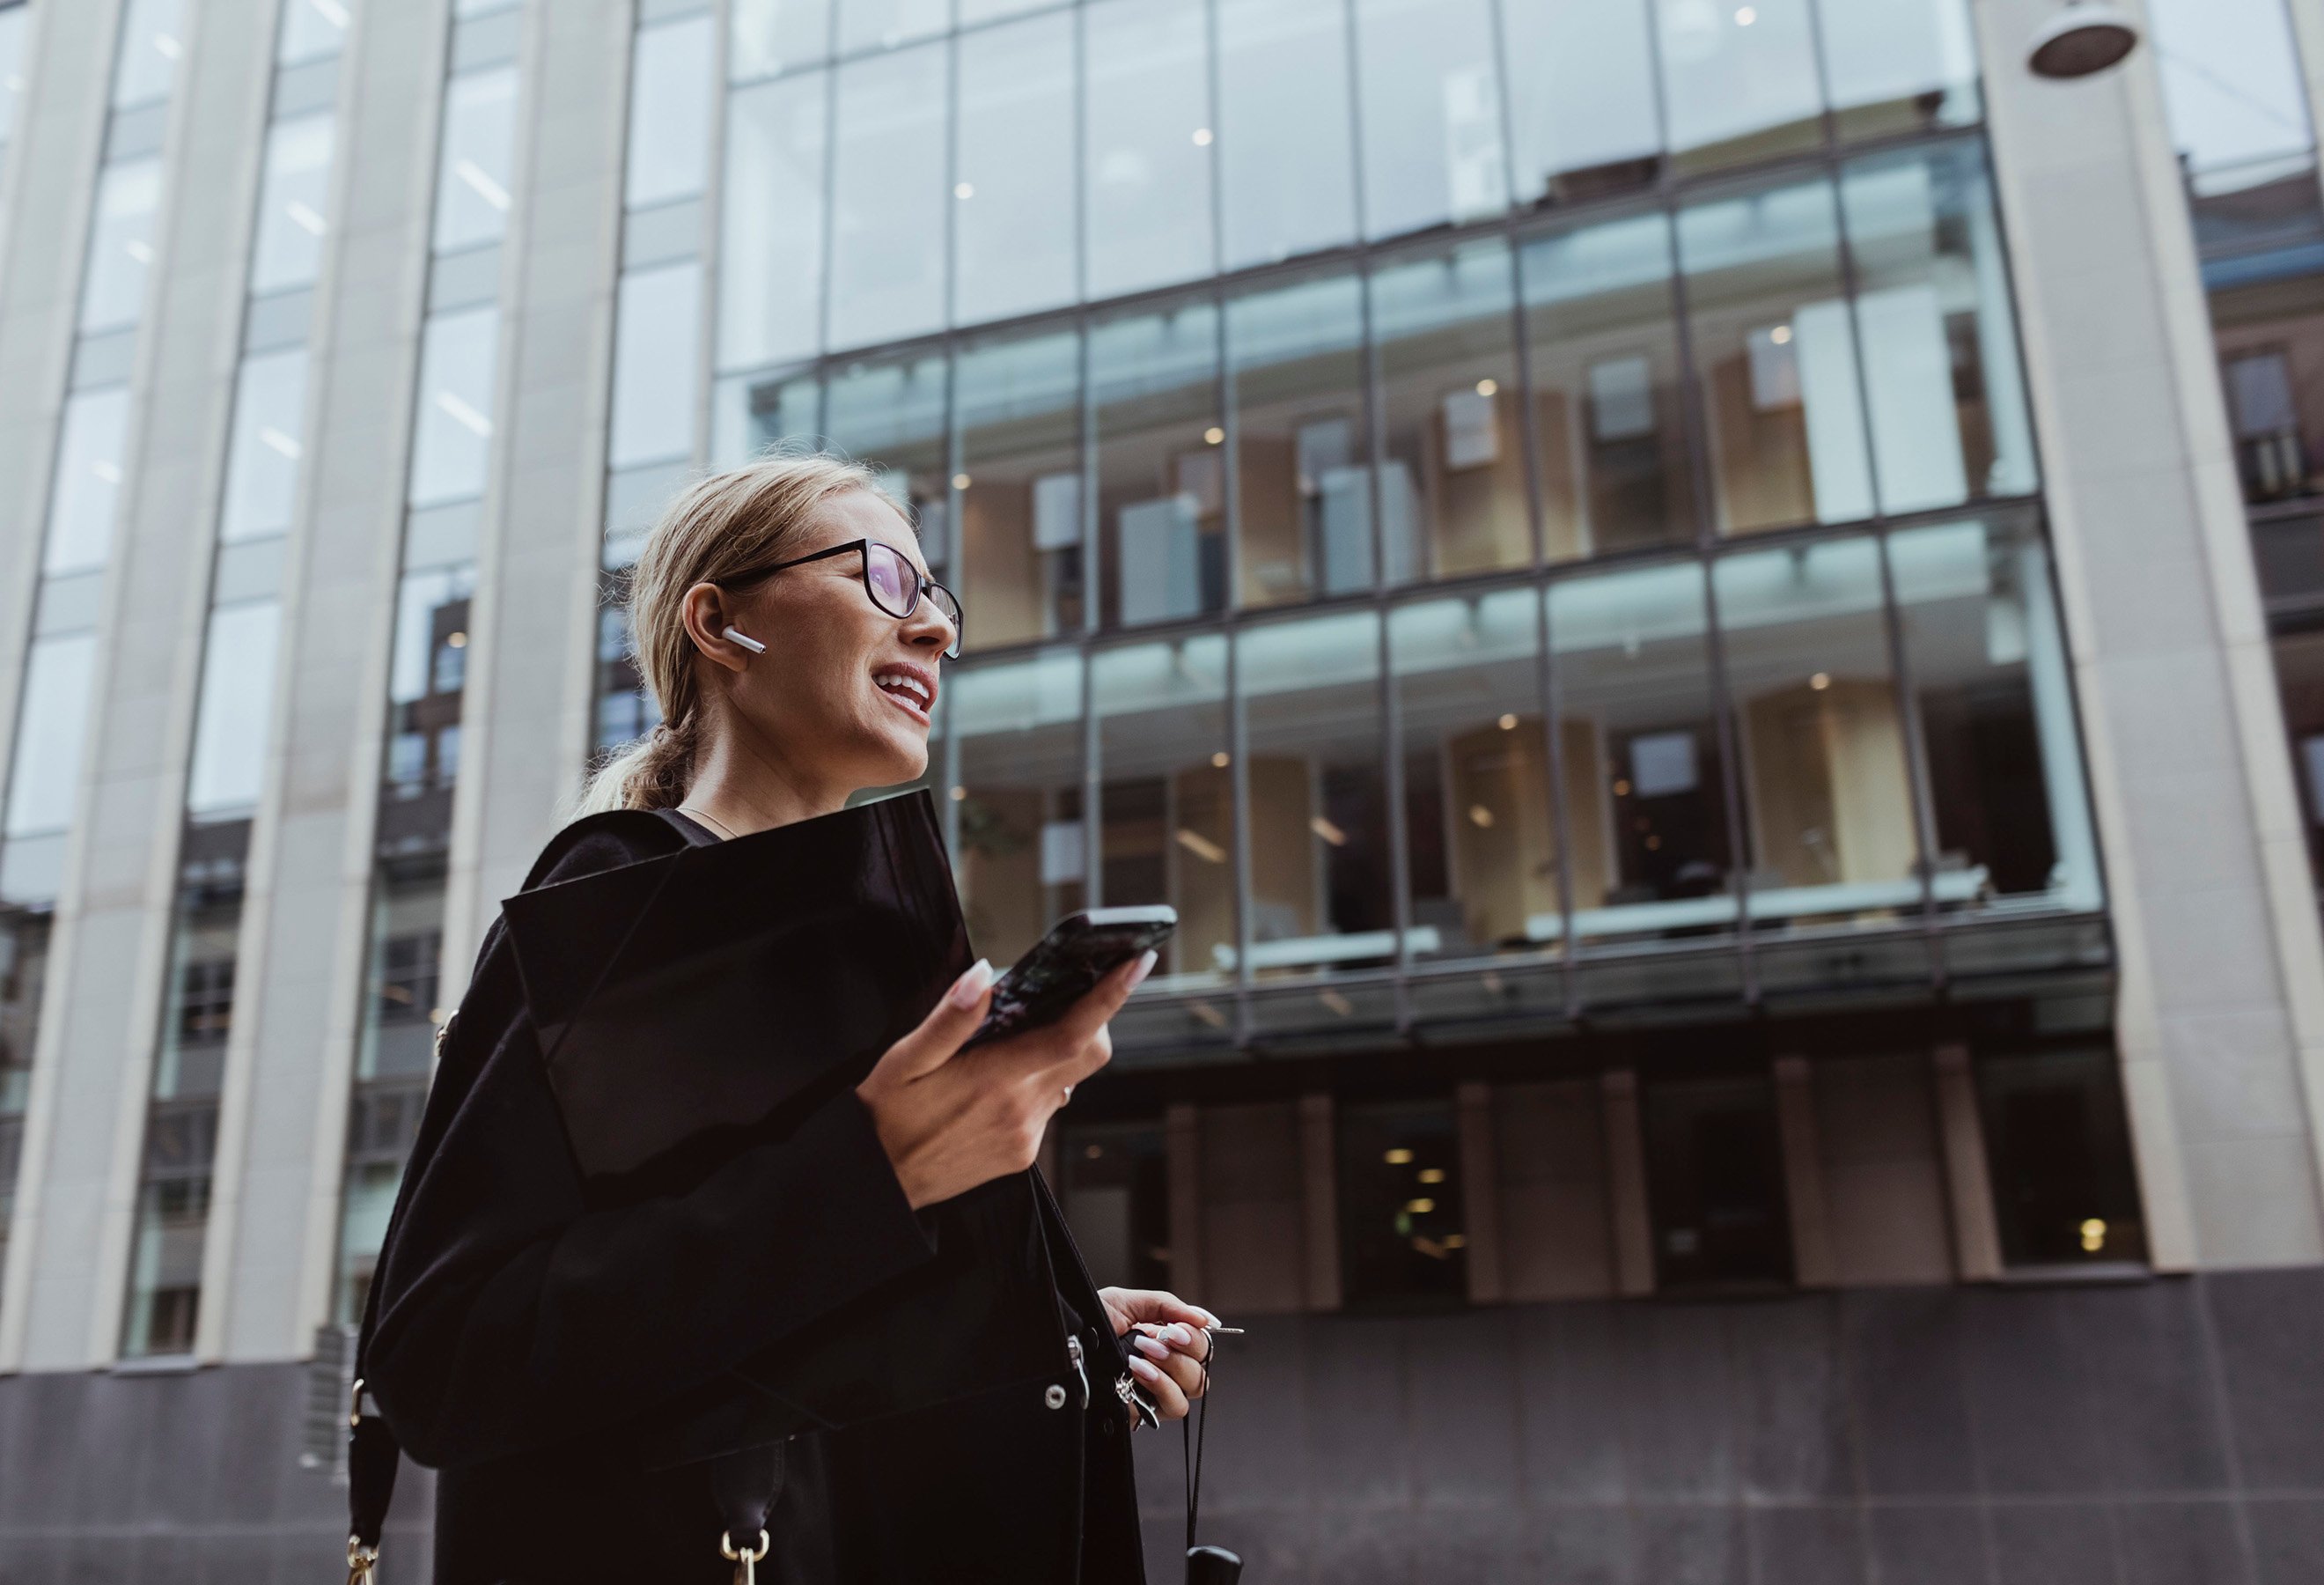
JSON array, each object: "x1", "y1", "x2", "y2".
[{"x1": 963, "y1": 905, "x2": 1177, "y2": 1050}]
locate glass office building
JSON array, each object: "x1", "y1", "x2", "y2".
[{"x1": 0, "y1": 2, "x2": 2321, "y2": 1581}]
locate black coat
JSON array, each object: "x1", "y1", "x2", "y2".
[{"x1": 362, "y1": 809, "x2": 1148, "y2": 1585}]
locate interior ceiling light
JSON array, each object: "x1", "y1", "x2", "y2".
[{"x1": 2027, "y1": 2, "x2": 2139, "y2": 78}]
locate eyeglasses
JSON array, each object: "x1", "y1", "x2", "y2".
[{"x1": 721, "y1": 538, "x2": 965, "y2": 660}]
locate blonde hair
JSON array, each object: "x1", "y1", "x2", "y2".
[{"x1": 576, "y1": 448, "x2": 904, "y2": 815}]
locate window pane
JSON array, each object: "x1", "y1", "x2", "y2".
[
  {"x1": 221, "y1": 348, "x2": 308, "y2": 544},
  {"x1": 1058, "y1": 1119, "x2": 1173, "y2": 1291},
  {"x1": 1094, "y1": 635, "x2": 1234, "y2": 985},
  {"x1": 1519, "y1": 209, "x2": 1695, "y2": 560},
  {"x1": 186, "y1": 601, "x2": 281, "y2": 819},
  {"x1": 1338, "y1": 1098, "x2": 1467, "y2": 1305},
  {"x1": 610, "y1": 262, "x2": 702, "y2": 469},
  {"x1": 113, "y1": 0, "x2": 187, "y2": 109},
  {"x1": 1092, "y1": 304, "x2": 1225, "y2": 630},
  {"x1": 1818, "y1": 0, "x2": 1979, "y2": 142},
  {"x1": 1238, "y1": 609, "x2": 1395, "y2": 973},
  {"x1": 278, "y1": 0, "x2": 352, "y2": 66},
  {"x1": 408, "y1": 306, "x2": 499, "y2": 508},
  {"x1": 1643, "y1": 1074, "x2": 1792, "y2": 1286},
  {"x1": 434, "y1": 67, "x2": 518, "y2": 254},
  {"x1": 1085, "y1": 0, "x2": 1215, "y2": 300},
  {"x1": 949, "y1": 651, "x2": 1085, "y2": 968},
  {"x1": 384, "y1": 566, "x2": 475, "y2": 816},
  {"x1": 43, "y1": 387, "x2": 131, "y2": 577},
  {"x1": 121, "y1": 1092, "x2": 217, "y2": 1355},
  {"x1": 1679, "y1": 175, "x2": 1871, "y2": 535},
  {"x1": 714, "y1": 368, "x2": 820, "y2": 468},
  {"x1": 82, "y1": 158, "x2": 164, "y2": 334},
  {"x1": 955, "y1": 13, "x2": 1076, "y2": 327},
  {"x1": 822, "y1": 351, "x2": 949, "y2": 570},
  {"x1": 0, "y1": 6, "x2": 28, "y2": 154},
  {"x1": 1369, "y1": 238, "x2": 1527, "y2": 581},
  {"x1": 956, "y1": 328, "x2": 1083, "y2": 650},
  {"x1": 1390, "y1": 588, "x2": 1558, "y2": 961},
  {"x1": 5, "y1": 635, "x2": 98, "y2": 838},
  {"x1": 1891, "y1": 519, "x2": 2099, "y2": 911},
  {"x1": 250, "y1": 114, "x2": 335, "y2": 296},
  {"x1": 827, "y1": 43, "x2": 946, "y2": 350},
  {"x1": 835, "y1": 0, "x2": 948, "y2": 55},
  {"x1": 339, "y1": 873, "x2": 445, "y2": 1322},
  {"x1": 628, "y1": 16, "x2": 714, "y2": 210},
  {"x1": 1713, "y1": 536, "x2": 1924, "y2": 928},
  {"x1": 1227, "y1": 271, "x2": 1367, "y2": 608},
  {"x1": 1841, "y1": 142, "x2": 2039, "y2": 512},
  {"x1": 1352, "y1": 0, "x2": 1504, "y2": 240},
  {"x1": 1217, "y1": 0, "x2": 1357, "y2": 269},
  {"x1": 1501, "y1": 0, "x2": 1661, "y2": 207},
  {"x1": 1655, "y1": 0, "x2": 1823, "y2": 175},
  {"x1": 732, "y1": 0, "x2": 832, "y2": 80},
  {"x1": 721, "y1": 71, "x2": 829, "y2": 372},
  {"x1": 1979, "y1": 1049, "x2": 2148, "y2": 1268},
  {"x1": 1548, "y1": 559, "x2": 1732, "y2": 940}
]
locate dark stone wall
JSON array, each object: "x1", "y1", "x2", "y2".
[{"x1": 3, "y1": 1270, "x2": 2320, "y2": 1583}]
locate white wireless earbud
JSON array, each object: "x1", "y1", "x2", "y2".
[{"x1": 721, "y1": 625, "x2": 766, "y2": 655}]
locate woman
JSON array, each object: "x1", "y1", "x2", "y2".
[{"x1": 361, "y1": 453, "x2": 1217, "y2": 1583}]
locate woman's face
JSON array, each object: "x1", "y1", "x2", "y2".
[{"x1": 716, "y1": 489, "x2": 955, "y2": 794}]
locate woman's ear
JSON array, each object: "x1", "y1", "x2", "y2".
[{"x1": 680, "y1": 582, "x2": 758, "y2": 674}]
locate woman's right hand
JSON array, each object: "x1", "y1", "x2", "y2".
[{"x1": 857, "y1": 951, "x2": 1155, "y2": 1210}]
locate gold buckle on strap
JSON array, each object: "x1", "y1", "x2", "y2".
[
  {"x1": 347, "y1": 1537, "x2": 379, "y2": 1584},
  {"x1": 720, "y1": 1528, "x2": 770, "y2": 1585}
]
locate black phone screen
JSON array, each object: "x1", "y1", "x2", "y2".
[{"x1": 964, "y1": 910, "x2": 1176, "y2": 1050}]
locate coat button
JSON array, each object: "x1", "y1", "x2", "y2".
[{"x1": 1043, "y1": 1383, "x2": 1069, "y2": 1410}]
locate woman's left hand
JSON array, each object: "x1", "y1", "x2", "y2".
[{"x1": 1099, "y1": 1286, "x2": 1219, "y2": 1422}]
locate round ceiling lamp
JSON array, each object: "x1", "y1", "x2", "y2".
[{"x1": 2027, "y1": 1, "x2": 2142, "y2": 78}]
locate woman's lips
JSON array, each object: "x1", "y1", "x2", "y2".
[{"x1": 872, "y1": 665, "x2": 936, "y2": 722}]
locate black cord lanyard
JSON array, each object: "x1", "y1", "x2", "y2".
[{"x1": 1184, "y1": 1331, "x2": 1213, "y2": 1552}]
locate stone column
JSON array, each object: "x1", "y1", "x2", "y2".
[
  {"x1": 1455, "y1": 1080, "x2": 1504, "y2": 1303},
  {"x1": 1931, "y1": 1043, "x2": 2004, "y2": 1281},
  {"x1": 1297, "y1": 1091, "x2": 1342, "y2": 1309},
  {"x1": 1773, "y1": 1056, "x2": 1837, "y2": 1289},
  {"x1": 1600, "y1": 1068, "x2": 1655, "y2": 1297}
]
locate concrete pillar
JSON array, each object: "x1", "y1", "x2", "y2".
[
  {"x1": 1976, "y1": 0, "x2": 2324, "y2": 1267},
  {"x1": 1297, "y1": 1091, "x2": 1341, "y2": 1310},
  {"x1": 1772, "y1": 1056, "x2": 1837, "y2": 1289},
  {"x1": 1454, "y1": 1080, "x2": 1504, "y2": 1304},
  {"x1": 1165, "y1": 1101, "x2": 1202, "y2": 1299},
  {"x1": 1600, "y1": 1068, "x2": 1655, "y2": 1297},
  {"x1": 1931, "y1": 1043, "x2": 2004, "y2": 1282}
]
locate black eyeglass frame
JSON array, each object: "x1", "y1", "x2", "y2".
[{"x1": 718, "y1": 538, "x2": 965, "y2": 659}]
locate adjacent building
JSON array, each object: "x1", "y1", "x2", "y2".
[{"x1": 0, "y1": 0, "x2": 2320, "y2": 1579}]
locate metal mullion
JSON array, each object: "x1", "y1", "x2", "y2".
[
  {"x1": 1341, "y1": 0, "x2": 1386, "y2": 596},
  {"x1": 1533, "y1": 581, "x2": 1579, "y2": 1019},
  {"x1": 813, "y1": 50, "x2": 842, "y2": 370},
  {"x1": 692, "y1": 0, "x2": 732, "y2": 472},
  {"x1": 943, "y1": 22, "x2": 961, "y2": 334},
  {"x1": 1380, "y1": 602, "x2": 1412, "y2": 1030},
  {"x1": 1874, "y1": 527, "x2": 1948, "y2": 987},
  {"x1": 1226, "y1": 622, "x2": 1254, "y2": 1043}
]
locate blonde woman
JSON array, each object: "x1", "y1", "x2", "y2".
[{"x1": 358, "y1": 453, "x2": 1217, "y2": 1584}]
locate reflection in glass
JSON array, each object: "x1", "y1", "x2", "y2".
[
  {"x1": 408, "y1": 306, "x2": 500, "y2": 508},
  {"x1": 0, "y1": 6, "x2": 27, "y2": 156},
  {"x1": 951, "y1": 651, "x2": 1085, "y2": 969},
  {"x1": 1841, "y1": 142, "x2": 2040, "y2": 512},
  {"x1": 955, "y1": 14, "x2": 1077, "y2": 327},
  {"x1": 1820, "y1": 0, "x2": 1980, "y2": 143},
  {"x1": 1238, "y1": 610, "x2": 1395, "y2": 975},
  {"x1": 1654, "y1": 0, "x2": 1822, "y2": 174},
  {"x1": 277, "y1": 0, "x2": 352, "y2": 66},
  {"x1": 434, "y1": 68, "x2": 518, "y2": 254},
  {"x1": 610, "y1": 262, "x2": 702, "y2": 469},
  {"x1": 828, "y1": 43, "x2": 946, "y2": 350},
  {"x1": 1217, "y1": 0, "x2": 1357, "y2": 269},
  {"x1": 1890, "y1": 519, "x2": 2098, "y2": 911},
  {"x1": 1352, "y1": 0, "x2": 1504, "y2": 239},
  {"x1": 721, "y1": 70, "x2": 829, "y2": 371},
  {"x1": 1390, "y1": 589, "x2": 1563, "y2": 960},
  {"x1": 1519, "y1": 209, "x2": 1695, "y2": 559},
  {"x1": 1501, "y1": 0, "x2": 1661, "y2": 206},
  {"x1": 1979, "y1": 1049, "x2": 2148, "y2": 1267},
  {"x1": 1643, "y1": 1074, "x2": 1792, "y2": 1286},
  {"x1": 1338, "y1": 1099, "x2": 1467, "y2": 1304},
  {"x1": 81, "y1": 158, "x2": 164, "y2": 334},
  {"x1": 43, "y1": 387, "x2": 131, "y2": 577},
  {"x1": 1085, "y1": 0, "x2": 1215, "y2": 300},
  {"x1": 627, "y1": 16, "x2": 713, "y2": 211},
  {"x1": 732, "y1": 0, "x2": 833, "y2": 81},
  {"x1": 1092, "y1": 305, "x2": 1225, "y2": 630},
  {"x1": 714, "y1": 369, "x2": 820, "y2": 468},
  {"x1": 1058, "y1": 1119, "x2": 1173, "y2": 1291},
  {"x1": 823, "y1": 351, "x2": 949, "y2": 571},
  {"x1": 1227, "y1": 271, "x2": 1370, "y2": 607},
  {"x1": 221, "y1": 348, "x2": 309, "y2": 543},
  {"x1": 0, "y1": 911, "x2": 53, "y2": 1260},
  {"x1": 1679, "y1": 175, "x2": 1872, "y2": 535},
  {"x1": 337, "y1": 872, "x2": 446, "y2": 1323},
  {"x1": 1093, "y1": 636, "x2": 1235, "y2": 986},
  {"x1": 112, "y1": 0, "x2": 187, "y2": 109},
  {"x1": 1713, "y1": 536, "x2": 1924, "y2": 926},
  {"x1": 1548, "y1": 560, "x2": 1730, "y2": 938},
  {"x1": 835, "y1": 0, "x2": 948, "y2": 55},
  {"x1": 249, "y1": 114, "x2": 335, "y2": 295},
  {"x1": 186, "y1": 601, "x2": 282, "y2": 820},
  {"x1": 383, "y1": 565, "x2": 476, "y2": 806},
  {"x1": 956, "y1": 328, "x2": 1083, "y2": 649},
  {"x1": 4, "y1": 636, "x2": 99, "y2": 839},
  {"x1": 1369, "y1": 240, "x2": 1528, "y2": 580}
]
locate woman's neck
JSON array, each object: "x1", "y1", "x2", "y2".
[{"x1": 680, "y1": 726, "x2": 848, "y2": 838}]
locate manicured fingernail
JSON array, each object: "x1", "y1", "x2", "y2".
[
  {"x1": 948, "y1": 959, "x2": 993, "y2": 1009},
  {"x1": 1125, "y1": 949, "x2": 1158, "y2": 990},
  {"x1": 1166, "y1": 1323, "x2": 1194, "y2": 1346},
  {"x1": 1129, "y1": 1356, "x2": 1162, "y2": 1382},
  {"x1": 1134, "y1": 1335, "x2": 1169, "y2": 1360}
]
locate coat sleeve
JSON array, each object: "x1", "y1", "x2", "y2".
[{"x1": 363, "y1": 834, "x2": 941, "y2": 1471}]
